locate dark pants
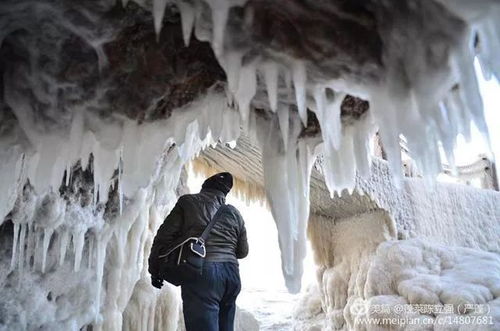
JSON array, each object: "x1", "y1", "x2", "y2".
[{"x1": 181, "y1": 261, "x2": 241, "y2": 331}]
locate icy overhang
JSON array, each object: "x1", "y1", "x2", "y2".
[
  {"x1": 199, "y1": 138, "x2": 500, "y2": 251},
  {"x1": 194, "y1": 133, "x2": 379, "y2": 220},
  {"x1": 1, "y1": 0, "x2": 500, "y2": 293}
]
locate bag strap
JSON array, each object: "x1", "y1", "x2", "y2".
[{"x1": 199, "y1": 204, "x2": 225, "y2": 242}]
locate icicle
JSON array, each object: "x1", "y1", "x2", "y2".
[
  {"x1": 59, "y1": 230, "x2": 69, "y2": 266},
  {"x1": 25, "y1": 223, "x2": 34, "y2": 270},
  {"x1": 88, "y1": 235, "x2": 94, "y2": 269},
  {"x1": 292, "y1": 61, "x2": 307, "y2": 126},
  {"x1": 41, "y1": 228, "x2": 53, "y2": 273},
  {"x1": 93, "y1": 44, "x2": 109, "y2": 73},
  {"x1": 277, "y1": 106, "x2": 289, "y2": 151},
  {"x1": 95, "y1": 234, "x2": 110, "y2": 322},
  {"x1": 224, "y1": 52, "x2": 242, "y2": 94},
  {"x1": 10, "y1": 223, "x2": 20, "y2": 271},
  {"x1": 33, "y1": 229, "x2": 42, "y2": 271},
  {"x1": 325, "y1": 92, "x2": 344, "y2": 151},
  {"x1": 18, "y1": 223, "x2": 26, "y2": 274},
  {"x1": 338, "y1": 129, "x2": 357, "y2": 193},
  {"x1": 369, "y1": 90, "x2": 403, "y2": 184},
  {"x1": 65, "y1": 163, "x2": 71, "y2": 186},
  {"x1": 235, "y1": 63, "x2": 257, "y2": 125},
  {"x1": 118, "y1": 151, "x2": 123, "y2": 215},
  {"x1": 313, "y1": 86, "x2": 343, "y2": 152},
  {"x1": 93, "y1": 146, "x2": 119, "y2": 205},
  {"x1": 352, "y1": 116, "x2": 374, "y2": 178},
  {"x1": 0, "y1": 145, "x2": 23, "y2": 222},
  {"x1": 444, "y1": 87, "x2": 471, "y2": 142},
  {"x1": 259, "y1": 114, "x2": 311, "y2": 293},
  {"x1": 206, "y1": 0, "x2": 230, "y2": 56},
  {"x1": 177, "y1": 0, "x2": 195, "y2": 47},
  {"x1": 152, "y1": 0, "x2": 168, "y2": 40},
  {"x1": 454, "y1": 46, "x2": 491, "y2": 150},
  {"x1": 477, "y1": 16, "x2": 500, "y2": 80},
  {"x1": 313, "y1": 87, "x2": 325, "y2": 120},
  {"x1": 263, "y1": 62, "x2": 279, "y2": 112},
  {"x1": 73, "y1": 230, "x2": 85, "y2": 272}
]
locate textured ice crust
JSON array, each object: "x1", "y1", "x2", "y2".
[
  {"x1": 301, "y1": 160, "x2": 500, "y2": 330},
  {"x1": 361, "y1": 239, "x2": 500, "y2": 330}
]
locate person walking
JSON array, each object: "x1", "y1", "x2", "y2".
[{"x1": 149, "y1": 172, "x2": 248, "y2": 331}]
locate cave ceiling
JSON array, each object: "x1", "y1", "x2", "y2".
[
  {"x1": 0, "y1": 0, "x2": 496, "y2": 215},
  {"x1": 0, "y1": 0, "x2": 370, "y2": 132}
]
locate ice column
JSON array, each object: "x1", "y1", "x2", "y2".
[{"x1": 259, "y1": 114, "x2": 317, "y2": 293}]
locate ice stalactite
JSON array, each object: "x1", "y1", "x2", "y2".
[
  {"x1": 277, "y1": 106, "x2": 290, "y2": 152},
  {"x1": 206, "y1": 0, "x2": 230, "y2": 57},
  {"x1": 292, "y1": 61, "x2": 308, "y2": 127},
  {"x1": 177, "y1": 0, "x2": 196, "y2": 47},
  {"x1": 153, "y1": 0, "x2": 169, "y2": 39},
  {"x1": 222, "y1": 52, "x2": 243, "y2": 95},
  {"x1": 257, "y1": 113, "x2": 317, "y2": 293},
  {"x1": 0, "y1": 143, "x2": 25, "y2": 222},
  {"x1": 153, "y1": 0, "x2": 500, "y2": 292},
  {"x1": 9, "y1": 185, "x2": 37, "y2": 273},
  {"x1": 162, "y1": 0, "x2": 500, "y2": 192},
  {"x1": 263, "y1": 62, "x2": 279, "y2": 113},
  {"x1": 58, "y1": 229, "x2": 70, "y2": 266},
  {"x1": 235, "y1": 63, "x2": 257, "y2": 127},
  {"x1": 435, "y1": 0, "x2": 500, "y2": 79},
  {"x1": 10, "y1": 223, "x2": 19, "y2": 270},
  {"x1": 0, "y1": 86, "x2": 241, "y2": 329}
]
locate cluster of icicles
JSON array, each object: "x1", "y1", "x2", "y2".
[
  {"x1": 161, "y1": 0, "x2": 499, "y2": 185},
  {"x1": 2, "y1": 91, "x2": 240, "y2": 328},
  {"x1": 151, "y1": 0, "x2": 500, "y2": 291},
  {"x1": 10, "y1": 190, "x2": 101, "y2": 275}
]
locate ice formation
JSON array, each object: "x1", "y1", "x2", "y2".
[
  {"x1": 300, "y1": 159, "x2": 500, "y2": 330},
  {"x1": 157, "y1": 0, "x2": 500, "y2": 292},
  {"x1": 0, "y1": 89, "x2": 240, "y2": 329},
  {"x1": 257, "y1": 114, "x2": 317, "y2": 293},
  {"x1": 1, "y1": 0, "x2": 500, "y2": 328}
]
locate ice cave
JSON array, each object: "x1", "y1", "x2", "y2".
[{"x1": 0, "y1": 0, "x2": 500, "y2": 330}]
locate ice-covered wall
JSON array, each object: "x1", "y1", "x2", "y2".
[
  {"x1": 0, "y1": 147, "x2": 185, "y2": 330},
  {"x1": 301, "y1": 160, "x2": 500, "y2": 330},
  {"x1": 0, "y1": 90, "x2": 240, "y2": 330}
]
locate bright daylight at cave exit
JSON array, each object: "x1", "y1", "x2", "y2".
[{"x1": 0, "y1": 0, "x2": 500, "y2": 330}]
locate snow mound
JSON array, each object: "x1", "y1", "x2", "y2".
[{"x1": 361, "y1": 239, "x2": 500, "y2": 330}]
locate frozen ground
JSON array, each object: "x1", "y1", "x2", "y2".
[{"x1": 238, "y1": 289, "x2": 298, "y2": 330}]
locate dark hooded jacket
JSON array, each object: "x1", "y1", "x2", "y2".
[{"x1": 148, "y1": 188, "x2": 248, "y2": 277}]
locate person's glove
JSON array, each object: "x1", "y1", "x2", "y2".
[{"x1": 151, "y1": 276, "x2": 164, "y2": 289}]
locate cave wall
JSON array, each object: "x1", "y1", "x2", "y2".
[{"x1": 0, "y1": 148, "x2": 187, "y2": 330}]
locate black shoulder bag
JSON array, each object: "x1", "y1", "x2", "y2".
[{"x1": 157, "y1": 205, "x2": 225, "y2": 286}]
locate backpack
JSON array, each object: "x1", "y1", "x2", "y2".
[{"x1": 155, "y1": 205, "x2": 225, "y2": 286}]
